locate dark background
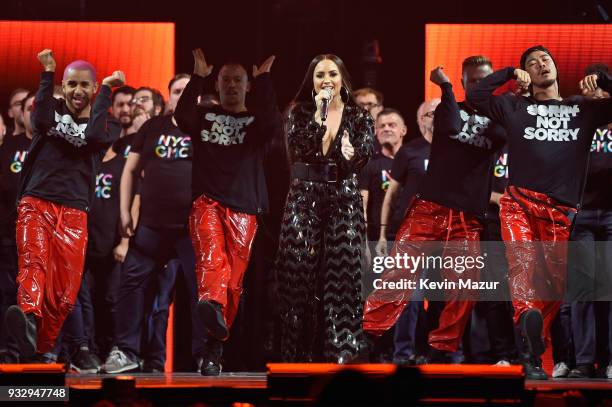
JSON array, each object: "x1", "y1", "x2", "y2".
[{"x1": 1, "y1": 0, "x2": 610, "y2": 137}]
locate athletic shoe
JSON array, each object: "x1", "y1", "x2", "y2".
[{"x1": 101, "y1": 347, "x2": 139, "y2": 374}]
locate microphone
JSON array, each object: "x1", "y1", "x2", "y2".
[{"x1": 320, "y1": 88, "x2": 332, "y2": 122}]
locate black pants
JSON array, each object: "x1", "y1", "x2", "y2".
[
  {"x1": 569, "y1": 209, "x2": 612, "y2": 366},
  {"x1": 115, "y1": 225, "x2": 204, "y2": 367},
  {"x1": 86, "y1": 253, "x2": 122, "y2": 358},
  {"x1": 472, "y1": 207, "x2": 516, "y2": 362},
  {"x1": 0, "y1": 239, "x2": 18, "y2": 360}
]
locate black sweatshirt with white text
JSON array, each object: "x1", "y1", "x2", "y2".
[
  {"x1": 174, "y1": 73, "x2": 282, "y2": 214},
  {"x1": 18, "y1": 71, "x2": 120, "y2": 211},
  {"x1": 418, "y1": 82, "x2": 506, "y2": 217},
  {"x1": 467, "y1": 67, "x2": 612, "y2": 208}
]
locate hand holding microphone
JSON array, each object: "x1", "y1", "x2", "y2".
[{"x1": 315, "y1": 87, "x2": 333, "y2": 122}]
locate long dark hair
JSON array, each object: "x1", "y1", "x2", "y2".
[{"x1": 291, "y1": 54, "x2": 355, "y2": 106}]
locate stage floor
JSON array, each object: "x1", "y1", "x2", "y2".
[{"x1": 66, "y1": 372, "x2": 612, "y2": 390}]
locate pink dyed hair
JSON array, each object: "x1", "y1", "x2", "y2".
[{"x1": 63, "y1": 60, "x2": 96, "y2": 82}]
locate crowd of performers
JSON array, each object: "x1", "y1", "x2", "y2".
[{"x1": 0, "y1": 45, "x2": 611, "y2": 380}]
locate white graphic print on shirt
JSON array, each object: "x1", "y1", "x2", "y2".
[{"x1": 524, "y1": 104, "x2": 581, "y2": 142}]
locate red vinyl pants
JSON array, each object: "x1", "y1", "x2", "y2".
[
  {"x1": 363, "y1": 199, "x2": 482, "y2": 352},
  {"x1": 499, "y1": 186, "x2": 574, "y2": 342},
  {"x1": 189, "y1": 195, "x2": 258, "y2": 331},
  {"x1": 16, "y1": 196, "x2": 88, "y2": 354}
]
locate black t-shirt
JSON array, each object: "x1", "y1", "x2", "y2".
[
  {"x1": 359, "y1": 153, "x2": 393, "y2": 241},
  {"x1": 0, "y1": 133, "x2": 32, "y2": 237},
  {"x1": 582, "y1": 126, "x2": 612, "y2": 209},
  {"x1": 113, "y1": 132, "x2": 136, "y2": 158},
  {"x1": 174, "y1": 73, "x2": 282, "y2": 215},
  {"x1": 130, "y1": 115, "x2": 193, "y2": 228},
  {"x1": 388, "y1": 137, "x2": 431, "y2": 239},
  {"x1": 88, "y1": 154, "x2": 125, "y2": 257},
  {"x1": 19, "y1": 72, "x2": 120, "y2": 212},
  {"x1": 468, "y1": 67, "x2": 612, "y2": 208},
  {"x1": 419, "y1": 83, "x2": 506, "y2": 217}
]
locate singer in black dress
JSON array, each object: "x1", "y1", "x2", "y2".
[{"x1": 275, "y1": 54, "x2": 374, "y2": 363}]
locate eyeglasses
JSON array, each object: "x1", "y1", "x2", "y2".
[
  {"x1": 360, "y1": 102, "x2": 381, "y2": 109},
  {"x1": 130, "y1": 96, "x2": 152, "y2": 105}
]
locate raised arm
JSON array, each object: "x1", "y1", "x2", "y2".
[
  {"x1": 83, "y1": 71, "x2": 125, "y2": 149},
  {"x1": 250, "y1": 56, "x2": 283, "y2": 142},
  {"x1": 175, "y1": 48, "x2": 212, "y2": 137},
  {"x1": 430, "y1": 66, "x2": 462, "y2": 136},
  {"x1": 31, "y1": 49, "x2": 58, "y2": 132},
  {"x1": 466, "y1": 67, "x2": 519, "y2": 123}
]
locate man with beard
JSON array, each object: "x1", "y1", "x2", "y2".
[
  {"x1": 101, "y1": 73, "x2": 205, "y2": 374},
  {"x1": 467, "y1": 46, "x2": 612, "y2": 379},
  {"x1": 4, "y1": 49, "x2": 124, "y2": 361},
  {"x1": 0, "y1": 92, "x2": 34, "y2": 362},
  {"x1": 111, "y1": 86, "x2": 135, "y2": 139},
  {"x1": 364, "y1": 57, "x2": 506, "y2": 366}
]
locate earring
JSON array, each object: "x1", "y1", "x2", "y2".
[{"x1": 340, "y1": 86, "x2": 350, "y2": 103}]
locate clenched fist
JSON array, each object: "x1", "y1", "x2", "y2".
[
  {"x1": 102, "y1": 70, "x2": 126, "y2": 88},
  {"x1": 37, "y1": 49, "x2": 56, "y2": 72},
  {"x1": 430, "y1": 66, "x2": 450, "y2": 86},
  {"x1": 514, "y1": 69, "x2": 531, "y2": 91}
]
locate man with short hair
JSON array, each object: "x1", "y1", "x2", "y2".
[
  {"x1": 0, "y1": 92, "x2": 34, "y2": 362},
  {"x1": 365, "y1": 56, "x2": 506, "y2": 365},
  {"x1": 6, "y1": 88, "x2": 29, "y2": 137},
  {"x1": 175, "y1": 49, "x2": 282, "y2": 375},
  {"x1": 111, "y1": 85, "x2": 135, "y2": 134},
  {"x1": 4, "y1": 49, "x2": 124, "y2": 361},
  {"x1": 467, "y1": 45, "x2": 612, "y2": 379},
  {"x1": 101, "y1": 73, "x2": 205, "y2": 374},
  {"x1": 354, "y1": 87, "x2": 384, "y2": 121}
]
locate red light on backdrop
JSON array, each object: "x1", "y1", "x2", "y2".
[
  {"x1": 0, "y1": 21, "x2": 175, "y2": 101},
  {"x1": 425, "y1": 24, "x2": 612, "y2": 101}
]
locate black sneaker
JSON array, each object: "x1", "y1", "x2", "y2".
[
  {"x1": 70, "y1": 348, "x2": 100, "y2": 374},
  {"x1": 201, "y1": 337, "x2": 223, "y2": 377},
  {"x1": 426, "y1": 348, "x2": 450, "y2": 364},
  {"x1": 568, "y1": 364, "x2": 594, "y2": 379},
  {"x1": 523, "y1": 356, "x2": 548, "y2": 380},
  {"x1": 5, "y1": 306, "x2": 37, "y2": 358},
  {"x1": 520, "y1": 309, "x2": 545, "y2": 357},
  {"x1": 198, "y1": 300, "x2": 229, "y2": 341}
]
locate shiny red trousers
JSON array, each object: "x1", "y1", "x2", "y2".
[
  {"x1": 16, "y1": 196, "x2": 88, "y2": 354},
  {"x1": 363, "y1": 199, "x2": 482, "y2": 352},
  {"x1": 499, "y1": 186, "x2": 574, "y2": 342},
  {"x1": 189, "y1": 195, "x2": 258, "y2": 331}
]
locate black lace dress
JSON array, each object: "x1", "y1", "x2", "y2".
[{"x1": 275, "y1": 101, "x2": 374, "y2": 363}]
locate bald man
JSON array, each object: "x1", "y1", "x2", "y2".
[{"x1": 5, "y1": 50, "x2": 125, "y2": 361}]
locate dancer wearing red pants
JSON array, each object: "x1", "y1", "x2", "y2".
[
  {"x1": 467, "y1": 45, "x2": 612, "y2": 379},
  {"x1": 5, "y1": 49, "x2": 124, "y2": 361},
  {"x1": 174, "y1": 49, "x2": 282, "y2": 375},
  {"x1": 364, "y1": 57, "x2": 505, "y2": 362}
]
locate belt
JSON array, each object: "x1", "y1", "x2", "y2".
[{"x1": 291, "y1": 162, "x2": 338, "y2": 183}]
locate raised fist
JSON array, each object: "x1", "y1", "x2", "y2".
[
  {"x1": 37, "y1": 49, "x2": 56, "y2": 72},
  {"x1": 253, "y1": 55, "x2": 275, "y2": 78},
  {"x1": 579, "y1": 74, "x2": 599, "y2": 94},
  {"x1": 102, "y1": 71, "x2": 126, "y2": 88},
  {"x1": 430, "y1": 66, "x2": 450, "y2": 86},
  {"x1": 513, "y1": 69, "x2": 531, "y2": 91}
]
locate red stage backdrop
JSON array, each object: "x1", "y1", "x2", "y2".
[
  {"x1": 425, "y1": 24, "x2": 612, "y2": 101},
  {"x1": 0, "y1": 21, "x2": 175, "y2": 105}
]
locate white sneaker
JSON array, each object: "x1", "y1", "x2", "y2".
[
  {"x1": 606, "y1": 364, "x2": 612, "y2": 379},
  {"x1": 101, "y1": 347, "x2": 139, "y2": 374},
  {"x1": 494, "y1": 359, "x2": 511, "y2": 367},
  {"x1": 552, "y1": 362, "x2": 570, "y2": 378}
]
